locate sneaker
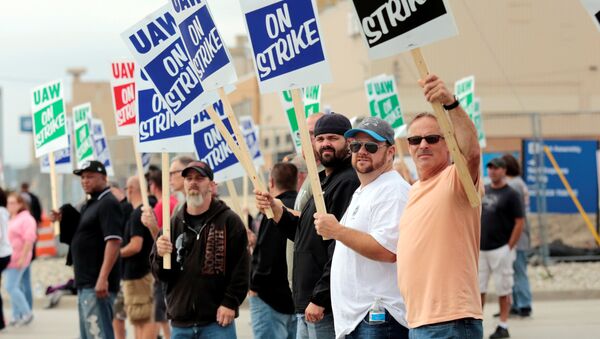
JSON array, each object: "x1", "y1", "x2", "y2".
[
  {"x1": 489, "y1": 325, "x2": 510, "y2": 338},
  {"x1": 16, "y1": 314, "x2": 33, "y2": 326},
  {"x1": 519, "y1": 307, "x2": 532, "y2": 317}
]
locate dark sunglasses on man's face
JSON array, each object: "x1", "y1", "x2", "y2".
[
  {"x1": 407, "y1": 134, "x2": 444, "y2": 146},
  {"x1": 349, "y1": 141, "x2": 384, "y2": 154}
]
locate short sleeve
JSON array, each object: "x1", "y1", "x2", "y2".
[
  {"x1": 129, "y1": 208, "x2": 146, "y2": 238},
  {"x1": 368, "y1": 177, "x2": 410, "y2": 253},
  {"x1": 99, "y1": 198, "x2": 124, "y2": 241}
]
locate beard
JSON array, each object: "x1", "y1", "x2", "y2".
[
  {"x1": 186, "y1": 191, "x2": 205, "y2": 208},
  {"x1": 319, "y1": 145, "x2": 348, "y2": 168},
  {"x1": 353, "y1": 155, "x2": 386, "y2": 174}
]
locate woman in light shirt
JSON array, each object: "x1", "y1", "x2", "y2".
[
  {"x1": 4, "y1": 192, "x2": 36, "y2": 326},
  {"x1": 0, "y1": 188, "x2": 13, "y2": 330}
]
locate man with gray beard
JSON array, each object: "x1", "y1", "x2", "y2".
[{"x1": 151, "y1": 161, "x2": 249, "y2": 338}]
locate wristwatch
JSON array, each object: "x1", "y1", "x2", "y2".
[{"x1": 443, "y1": 96, "x2": 460, "y2": 111}]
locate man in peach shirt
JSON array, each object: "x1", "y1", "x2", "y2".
[{"x1": 397, "y1": 74, "x2": 483, "y2": 339}]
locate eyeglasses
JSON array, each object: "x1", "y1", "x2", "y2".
[
  {"x1": 407, "y1": 134, "x2": 444, "y2": 146},
  {"x1": 169, "y1": 170, "x2": 182, "y2": 177},
  {"x1": 349, "y1": 141, "x2": 384, "y2": 154}
]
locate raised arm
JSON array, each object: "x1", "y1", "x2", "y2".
[{"x1": 420, "y1": 74, "x2": 481, "y2": 182}]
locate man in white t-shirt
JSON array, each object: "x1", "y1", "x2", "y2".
[{"x1": 314, "y1": 117, "x2": 410, "y2": 339}]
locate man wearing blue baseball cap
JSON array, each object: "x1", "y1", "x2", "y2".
[{"x1": 314, "y1": 116, "x2": 411, "y2": 338}]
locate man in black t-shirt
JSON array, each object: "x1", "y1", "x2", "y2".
[
  {"x1": 479, "y1": 158, "x2": 525, "y2": 339},
  {"x1": 121, "y1": 176, "x2": 155, "y2": 337},
  {"x1": 52, "y1": 160, "x2": 123, "y2": 339}
]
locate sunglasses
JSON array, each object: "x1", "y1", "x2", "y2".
[
  {"x1": 349, "y1": 141, "x2": 385, "y2": 154},
  {"x1": 407, "y1": 134, "x2": 444, "y2": 146}
]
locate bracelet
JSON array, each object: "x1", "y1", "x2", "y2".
[{"x1": 443, "y1": 96, "x2": 460, "y2": 110}]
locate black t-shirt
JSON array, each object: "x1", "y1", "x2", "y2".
[
  {"x1": 71, "y1": 187, "x2": 124, "y2": 292},
  {"x1": 481, "y1": 184, "x2": 524, "y2": 250},
  {"x1": 122, "y1": 205, "x2": 155, "y2": 280}
]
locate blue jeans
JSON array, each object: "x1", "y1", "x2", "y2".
[
  {"x1": 296, "y1": 313, "x2": 335, "y2": 339},
  {"x1": 21, "y1": 265, "x2": 33, "y2": 308},
  {"x1": 249, "y1": 295, "x2": 296, "y2": 339},
  {"x1": 77, "y1": 288, "x2": 116, "y2": 339},
  {"x1": 171, "y1": 322, "x2": 237, "y2": 339},
  {"x1": 4, "y1": 268, "x2": 32, "y2": 320},
  {"x1": 512, "y1": 250, "x2": 532, "y2": 310},
  {"x1": 409, "y1": 318, "x2": 483, "y2": 339},
  {"x1": 346, "y1": 310, "x2": 408, "y2": 339}
]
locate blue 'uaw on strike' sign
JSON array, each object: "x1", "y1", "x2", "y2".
[
  {"x1": 192, "y1": 100, "x2": 244, "y2": 182},
  {"x1": 170, "y1": 0, "x2": 237, "y2": 91},
  {"x1": 350, "y1": 0, "x2": 458, "y2": 59},
  {"x1": 137, "y1": 69, "x2": 195, "y2": 153},
  {"x1": 240, "y1": 0, "x2": 332, "y2": 93},
  {"x1": 121, "y1": 4, "x2": 219, "y2": 125}
]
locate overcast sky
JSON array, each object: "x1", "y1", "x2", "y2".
[{"x1": 0, "y1": 0, "x2": 246, "y2": 168}]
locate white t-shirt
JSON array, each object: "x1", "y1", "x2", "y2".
[
  {"x1": 0, "y1": 207, "x2": 13, "y2": 257},
  {"x1": 331, "y1": 170, "x2": 410, "y2": 338}
]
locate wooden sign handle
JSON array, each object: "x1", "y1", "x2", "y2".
[
  {"x1": 226, "y1": 180, "x2": 243, "y2": 217},
  {"x1": 410, "y1": 48, "x2": 481, "y2": 207},
  {"x1": 48, "y1": 152, "x2": 60, "y2": 235},
  {"x1": 204, "y1": 104, "x2": 275, "y2": 219},
  {"x1": 217, "y1": 88, "x2": 274, "y2": 218},
  {"x1": 291, "y1": 89, "x2": 328, "y2": 239},
  {"x1": 394, "y1": 138, "x2": 412, "y2": 183},
  {"x1": 132, "y1": 137, "x2": 151, "y2": 209},
  {"x1": 161, "y1": 152, "x2": 171, "y2": 269}
]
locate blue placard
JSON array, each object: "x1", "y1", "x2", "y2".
[
  {"x1": 523, "y1": 139, "x2": 599, "y2": 214},
  {"x1": 245, "y1": 0, "x2": 325, "y2": 81},
  {"x1": 239, "y1": 116, "x2": 263, "y2": 166},
  {"x1": 177, "y1": 3, "x2": 228, "y2": 81},
  {"x1": 122, "y1": 5, "x2": 219, "y2": 125},
  {"x1": 20, "y1": 115, "x2": 33, "y2": 133},
  {"x1": 192, "y1": 100, "x2": 244, "y2": 181}
]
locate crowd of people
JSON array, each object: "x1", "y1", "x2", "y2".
[{"x1": 0, "y1": 74, "x2": 534, "y2": 339}]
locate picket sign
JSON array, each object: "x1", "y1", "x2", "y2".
[
  {"x1": 161, "y1": 152, "x2": 171, "y2": 269},
  {"x1": 31, "y1": 79, "x2": 69, "y2": 234},
  {"x1": 411, "y1": 49, "x2": 480, "y2": 207},
  {"x1": 110, "y1": 60, "x2": 137, "y2": 136},
  {"x1": 241, "y1": 0, "x2": 331, "y2": 224}
]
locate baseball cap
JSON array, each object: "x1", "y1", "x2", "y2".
[
  {"x1": 181, "y1": 161, "x2": 214, "y2": 181},
  {"x1": 73, "y1": 160, "x2": 107, "y2": 176},
  {"x1": 313, "y1": 113, "x2": 352, "y2": 137},
  {"x1": 344, "y1": 116, "x2": 395, "y2": 145},
  {"x1": 486, "y1": 158, "x2": 507, "y2": 169}
]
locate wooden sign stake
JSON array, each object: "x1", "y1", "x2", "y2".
[
  {"x1": 204, "y1": 104, "x2": 275, "y2": 219},
  {"x1": 48, "y1": 152, "x2": 60, "y2": 235},
  {"x1": 161, "y1": 152, "x2": 172, "y2": 269},
  {"x1": 410, "y1": 48, "x2": 480, "y2": 207},
  {"x1": 226, "y1": 180, "x2": 243, "y2": 217}
]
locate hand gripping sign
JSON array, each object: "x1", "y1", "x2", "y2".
[
  {"x1": 110, "y1": 61, "x2": 137, "y2": 135},
  {"x1": 241, "y1": 0, "x2": 331, "y2": 223},
  {"x1": 351, "y1": 0, "x2": 480, "y2": 207},
  {"x1": 121, "y1": 4, "x2": 220, "y2": 126}
]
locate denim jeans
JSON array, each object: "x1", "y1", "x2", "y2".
[
  {"x1": 512, "y1": 250, "x2": 532, "y2": 310},
  {"x1": 346, "y1": 310, "x2": 409, "y2": 339},
  {"x1": 77, "y1": 288, "x2": 116, "y2": 339},
  {"x1": 296, "y1": 313, "x2": 335, "y2": 339},
  {"x1": 249, "y1": 295, "x2": 296, "y2": 339},
  {"x1": 409, "y1": 318, "x2": 483, "y2": 339},
  {"x1": 21, "y1": 265, "x2": 33, "y2": 308},
  {"x1": 4, "y1": 268, "x2": 32, "y2": 321},
  {"x1": 171, "y1": 321, "x2": 237, "y2": 339}
]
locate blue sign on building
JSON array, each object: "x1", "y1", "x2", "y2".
[{"x1": 523, "y1": 139, "x2": 599, "y2": 214}]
